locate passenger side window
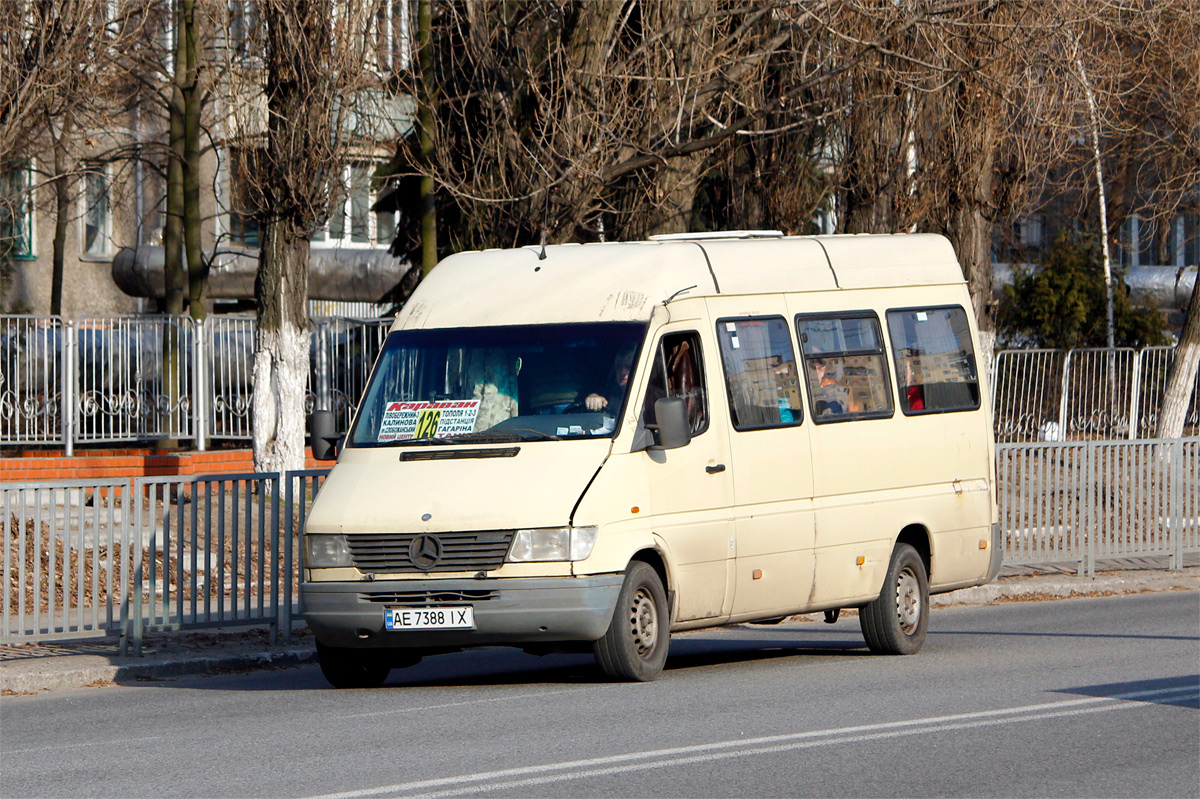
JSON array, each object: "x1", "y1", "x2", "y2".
[
  {"x1": 641, "y1": 332, "x2": 708, "y2": 435},
  {"x1": 796, "y1": 313, "x2": 894, "y2": 422},
  {"x1": 887, "y1": 306, "x2": 980, "y2": 414},
  {"x1": 716, "y1": 317, "x2": 804, "y2": 430}
]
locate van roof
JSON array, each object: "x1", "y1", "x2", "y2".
[{"x1": 394, "y1": 233, "x2": 963, "y2": 330}]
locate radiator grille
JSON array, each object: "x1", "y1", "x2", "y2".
[
  {"x1": 346, "y1": 531, "x2": 512, "y2": 573},
  {"x1": 360, "y1": 589, "x2": 500, "y2": 604}
]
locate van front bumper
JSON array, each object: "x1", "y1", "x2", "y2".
[{"x1": 302, "y1": 574, "x2": 624, "y2": 649}]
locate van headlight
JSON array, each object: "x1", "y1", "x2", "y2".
[
  {"x1": 305, "y1": 534, "x2": 353, "y2": 568},
  {"x1": 507, "y1": 526, "x2": 598, "y2": 562}
]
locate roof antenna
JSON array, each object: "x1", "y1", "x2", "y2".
[{"x1": 537, "y1": 190, "x2": 549, "y2": 261}]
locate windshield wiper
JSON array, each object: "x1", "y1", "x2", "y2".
[{"x1": 451, "y1": 428, "x2": 562, "y2": 443}]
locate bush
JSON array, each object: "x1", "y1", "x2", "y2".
[{"x1": 997, "y1": 231, "x2": 1167, "y2": 349}]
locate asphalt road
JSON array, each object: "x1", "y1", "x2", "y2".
[{"x1": 2, "y1": 592, "x2": 1197, "y2": 799}]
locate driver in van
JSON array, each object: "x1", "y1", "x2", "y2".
[{"x1": 584, "y1": 346, "x2": 636, "y2": 411}]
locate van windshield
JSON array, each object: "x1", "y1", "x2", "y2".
[{"x1": 348, "y1": 322, "x2": 646, "y2": 447}]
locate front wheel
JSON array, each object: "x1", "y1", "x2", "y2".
[
  {"x1": 593, "y1": 561, "x2": 670, "y2": 681},
  {"x1": 316, "y1": 641, "x2": 391, "y2": 688},
  {"x1": 859, "y1": 543, "x2": 929, "y2": 655}
]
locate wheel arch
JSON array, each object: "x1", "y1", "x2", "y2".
[
  {"x1": 629, "y1": 547, "x2": 669, "y2": 592},
  {"x1": 895, "y1": 524, "x2": 932, "y2": 581}
]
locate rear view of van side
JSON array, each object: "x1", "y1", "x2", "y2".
[{"x1": 302, "y1": 232, "x2": 1001, "y2": 687}]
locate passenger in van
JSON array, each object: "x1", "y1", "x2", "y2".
[
  {"x1": 902, "y1": 360, "x2": 925, "y2": 412},
  {"x1": 811, "y1": 358, "x2": 854, "y2": 415},
  {"x1": 584, "y1": 346, "x2": 636, "y2": 411}
]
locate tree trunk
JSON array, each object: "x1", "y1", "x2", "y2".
[
  {"x1": 49, "y1": 116, "x2": 71, "y2": 316},
  {"x1": 417, "y1": 0, "x2": 437, "y2": 275},
  {"x1": 1156, "y1": 274, "x2": 1200, "y2": 438},
  {"x1": 182, "y1": 0, "x2": 207, "y2": 321},
  {"x1": 253, "y1": 221, "x2": 310, "y2": 475},
  {"x1": 165, "y1": 96, "x2": 187, "y2": 315}
]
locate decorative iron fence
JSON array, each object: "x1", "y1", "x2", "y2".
[
  {"x1": 991, "y1": 346, "x2": 1200, "y2": 442},
  {"x1": 0, "y1": 314, "x2": 393, "y2": 454}
]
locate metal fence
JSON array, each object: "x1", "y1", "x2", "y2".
[
  {"x1": 997, "y1": 438, "x2": 1199, "y2": 575},
  {"x1": 3, "y1": 439, "x2": 1198, "y2": 649},
  {"x1": 992, "y1": 346, "x2": 1200, "y2": 442},
  {"x1": 0, "y1": 314, "x2": 392, "y2": 454},
  {"x1": 1, "y1": 469, "x2": 328, "y2": 654}
]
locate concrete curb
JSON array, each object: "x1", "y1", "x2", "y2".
[
  {"x1": 2, "y1": 647, "x2": 317, "y2": 695},
  {"x1": 935, "y1": 571, "x2": 1199, "y2": 606}
]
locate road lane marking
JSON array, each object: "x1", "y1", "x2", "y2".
[
  {"x1": 3, "y1": 735, "x2": 164, "y2": 756},
  {"x1": 301, "y1": 684, "x2": 1200, "y2": 799}
]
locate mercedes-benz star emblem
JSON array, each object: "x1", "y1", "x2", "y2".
[{"x1": 408, "y1": 534, "x2": 443, "y2": 570}]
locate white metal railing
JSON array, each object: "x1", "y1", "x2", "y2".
[
  {"x1": 997, "y1": 438, "x2": 1199, "y2": 575},
  {"x1": 992, "y1": 347, "x2": 1200, "y2": 442},
  {"x1": 1, "y1": 470, "x2": 329, "y2": 652},
  {"x1": 0, "y1": 314, "x2": 393, "y2": 453}
]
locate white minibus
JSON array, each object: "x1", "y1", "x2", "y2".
[{"x1": 302, "y1": 231, "x2": 1001, "y2": 687}]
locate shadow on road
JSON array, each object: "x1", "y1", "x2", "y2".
[
  {"x1": 1053, "y1": 674, "x2": 1200, "y2": 709},
  {"x1": 138, "y1": 625, "x2": 873, "y2": 691}
]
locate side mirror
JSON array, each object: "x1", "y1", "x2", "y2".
[
  {"x1": 648, "y1": 397, "x2": 692, "y2": 451},
  {"x1": 310, "y1": 409, "x2": 339, "y2": 461}
]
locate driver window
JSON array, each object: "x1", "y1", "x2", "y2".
[{"x1": 641, "y1": 332, "x2": 708, "y2": 435}]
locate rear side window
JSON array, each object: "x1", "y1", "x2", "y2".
[
  {"x1": 886, "y1": 307, "x2": 980, "y2": 414},
  {"x1": 716, "y1": 317, "x2": 804, "y2": 430},
  {"x1": 796, "y1": 313, "x2": 894, "y2": 423}
]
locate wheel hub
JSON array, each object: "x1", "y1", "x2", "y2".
[
  {"x1": 895, "y1": 568, "x2": 921, "y2": 634},
  {"x1": 631, "y1": 587, "x2": 658, "y2": 655}
]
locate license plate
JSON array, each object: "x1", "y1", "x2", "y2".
[{"x1": 385, "y1": 606, "x2": 475, "y2": 630}]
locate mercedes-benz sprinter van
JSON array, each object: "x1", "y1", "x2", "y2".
[{"x1": 302, "y1": 232, "x2": 1001, "y2": 686}]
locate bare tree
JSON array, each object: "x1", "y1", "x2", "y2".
[
  {"x1": 242, "y1": 0, "x2": 386, "y2": 474},
  {"x1": 1047, "y1": 0, "x2": 1199, "y2": 433},
  {"x1": 2, "y1": 1, "x2": 148, "y2": 313},
  {"x1": 385, "y1": 1, "x2": 974, "y2": 264}
]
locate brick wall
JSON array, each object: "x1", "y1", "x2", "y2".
[{"x1": 0, "y1": 448, "x2": 324, "y2": 483}]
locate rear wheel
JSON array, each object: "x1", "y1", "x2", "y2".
[
  {"x1": 859, "y1": 543, "x2": 929, "y2": 655},
  {"x1": 316, "y1": 641, "x2": 391, "y2": 688},
  {"x1": 593, "y1": 561, "x2": 670, "y2": 681}
]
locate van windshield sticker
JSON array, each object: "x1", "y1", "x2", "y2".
[{"x1": 378, "y1": 400, "x2": 481, "y2": 442}]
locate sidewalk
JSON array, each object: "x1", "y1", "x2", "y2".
[{"x1": 2, "y1": 559, "x2": 1196, "y2": 695}]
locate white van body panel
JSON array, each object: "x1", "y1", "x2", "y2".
[
  {"x1": 306, "y1": 440, "x2": 610, "y2": 535},
  {"x1": 301, "y1": 232, "x2": 999, "y2": 658}
]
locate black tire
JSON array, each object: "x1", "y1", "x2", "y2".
[
  {"x1": 593, "y1": 561, "x2": 670, "y2": 681},
  {"x1": 316, "y1": 641, "x2": 391, "y2": 688},
  {"x1": 859, "y1": 543, "x2": 929, "y2": 655}
]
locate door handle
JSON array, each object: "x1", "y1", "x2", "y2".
[{"x1": 706, "y1": 463, "x2": 726, "y2": 474}]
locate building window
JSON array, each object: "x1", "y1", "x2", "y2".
[
  {"x1": 81, "y1": 163, "x2": 112, "y2": 257},
  {"x1": 716, "y1": 316, "x2": 803, "y2": 430},
  {"x1": 374, "y1": 0, "x2": 412, "y2": 73},
  {"x1": 796, "y1": 312, "x2": 894, "y2": 423},
  {"x1": 229, "y1": 0, "x2": 258, "y2": 61},
  {"x1": 886, "y1": 306, "x2": 980, "y2": 415},
  {"x1": 1018, "y1": 215, "x2": 1043, "y2": 249},
  {"x1": 314, "y1": 161, "x2": 397, "y2": 248},
  {"x1": 1, "y1": 159, "x2": 36, "y2": 259},
  {"x1": 228, "y1": 147, "x2": 261, "y2": 248}
]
